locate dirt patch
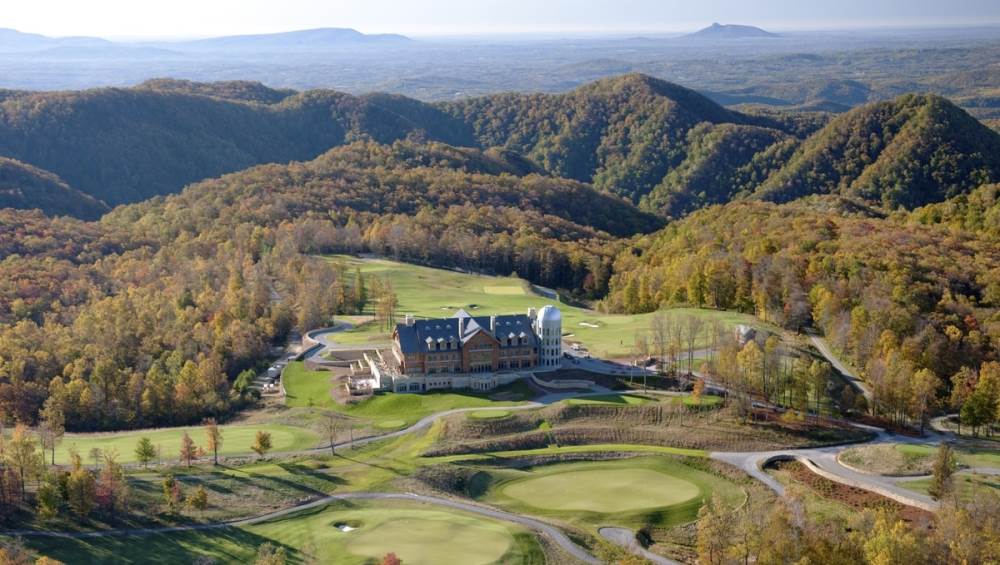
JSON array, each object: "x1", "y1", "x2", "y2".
[{"x1": 775, "y1": 461, "x2": 932, "y2": 523}]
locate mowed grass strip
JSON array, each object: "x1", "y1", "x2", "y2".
[
  {"x1": 566, "y1": 393, "x2": 652, "y2": 406},
  {"x1": 24, "y1": 500, "x2": 544, "y2": 565},
  {"x1": 469, "y1": 410, "x2": 512, "y2": 419},
  {"x1": 430, "y1": 443, "x2": 709, "y2": 464},
  {"x1": 55, "y1": 423, "x2": 319, "y2": 465},
  {"x1": 323, "y1": 255, "x2": 774, "y2": 357}
]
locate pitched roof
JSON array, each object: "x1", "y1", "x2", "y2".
[{"x1": 395, "y1": 312, "x2": 538, "y2": 353}]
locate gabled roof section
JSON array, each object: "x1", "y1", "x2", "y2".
[{"x1": 395, "y1": 312, "x2": 539, "y2": 353}]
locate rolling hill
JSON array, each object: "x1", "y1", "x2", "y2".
[
  {"x1": 0, "y1": 157, "x2": 107, "y2": 218},
  {"x1": 1, "y1": 74, "x2": 999, "y2": 219},
  {"x1": 755, "y1": 94, "x2": 1000, "y2": 208}
]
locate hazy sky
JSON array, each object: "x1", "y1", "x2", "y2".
[{"x1": 7, "y1": 0, "x2": 1000, "y2": 39}]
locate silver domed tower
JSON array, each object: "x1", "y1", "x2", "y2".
[{"x1": 534, "y1": 305, "x2": 562, "y2": 368}]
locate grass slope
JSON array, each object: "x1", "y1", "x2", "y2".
[
  {"x1": 327, "y1": 255, "x2": 772, "y2": 357},
  {"x1": 283, "y1": 361, "x2": 531, "y2": 424},
  {"x1": 23, "y1": 500, "x2": 544, "y2": 565},
  {"x1": 55, "y1": 423, "x2": 319, "y2": 465}
]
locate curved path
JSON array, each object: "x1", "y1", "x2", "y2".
[
  {"x1": 710, "y1": 427, "x2": 941, "y2": 511},
  {"x1": 808, "y1": 333, "x2": 873, "y2": 404},
  {"x1": 599, "y1": 527, "x2": 682, "y2": 565}
]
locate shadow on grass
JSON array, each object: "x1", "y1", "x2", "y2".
[{"x1": 26, "y1": 526, "x2": 297, "y2": 565}]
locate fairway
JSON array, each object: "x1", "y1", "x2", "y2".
[
  {"x1": 483, "y1": 285, "x2": 526, "y2": 295},
  {"x1": 55, "y1": 423, "x2": 319, "y2": 465},
  {"x1": 502, "y1": 468, "x2": 699, "y2": 513},
  {"x1": 324, "y1": 256, "x2": 774, "y2": 357}
]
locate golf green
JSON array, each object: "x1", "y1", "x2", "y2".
[
  {"x1": 502, "y1": 468, "x2": 700, "y2": 513},
  {"x1": 344, "y1": 511, "x2": 514, "y2": 565}
]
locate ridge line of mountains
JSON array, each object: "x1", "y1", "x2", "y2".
[
  {"x1": 2, "y1": 73, "x2": 998, "y2": 221},
  {"x1": 0, "y1": 23, "x2": 773, "y2": 56}
]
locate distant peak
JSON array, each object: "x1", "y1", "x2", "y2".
[{"x1": 686, "y1": 23, "x2": 778, "y2": 39}]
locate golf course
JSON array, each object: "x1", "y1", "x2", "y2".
[
  {"x1": 325, "y1": 255, "x2": 773, "y2": 357},
  {"x1": 22, "y1": 499, "x2": 546, "y2": 565}
]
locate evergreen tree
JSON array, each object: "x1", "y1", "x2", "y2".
[
  {"x1": 134, "y1": 437, "x2": 156, "y2": 468},
  {"x1": 928, "y1": 443, "x2": 958, "y2": 501}
]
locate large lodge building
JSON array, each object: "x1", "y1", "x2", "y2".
[{"x1": 388, "y1": 306, "x2": 562, "y2": 392}]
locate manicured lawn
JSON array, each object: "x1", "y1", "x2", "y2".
[
  {"x1": 502, "y1": 468, "x2": 700, "y2": 513},
  {"x1": 432, "y1": 444, "x2": 709, "y2": 463},
  {"x1": 54, "y1": 423, "x2": 319, "y2": 465},
  {"x1": 24, "y1": 500, "x2": 544, "y2": 565},
  {"x1": 476, "y1": 456, "x2": 744, "y2": 531},
  {"x1": 284, "y1": 361, "x2": 532, "y2": 426},
  {"x1": 469, "y1": 410, "x2": 512, "y2": 419},
  {"x1": 283, "y1": 361, "x2": 338, "y2": 408},
  {"x1": 566, "y1": 393, "x2": 653, "y2": 406},
  {"x1": 323, "y1": 255, "x2": 775, "y2": 357}
]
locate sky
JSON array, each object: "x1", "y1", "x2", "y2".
[{"x1": 5, "y1": 0, "x2": 1000, "y2": 39}]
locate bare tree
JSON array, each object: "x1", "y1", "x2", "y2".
[
  {"x1": 321, "y1": 411, "x2": 340, "y2": 455},
  {"x1": 650, "y1": 314, "x2": 668, "y2": 374},
  {"x1": 684, "y1": 315, "x2": 706, "y2": 376}
]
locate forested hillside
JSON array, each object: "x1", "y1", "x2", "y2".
[
  {"x1": 0, "y1": 85, "x2": 471, "y2": 207},
  {"x1": 442, "y1": 74, "x2": 778, "y2": 203},
  {"x1": 910, "y1": 183, "x2": 1000, "y2": 241},
  {"x1": 756, "y1": 94, "x2": 1000, "y2": 208},
  {"x1": 4, "y1": 74, "x2": 1000, "y2": 221},
  {"x1": 603, "y1": 197, "x2": 1000, "y2": 420},
  {"x1": 0, "y1": 157, "x2": 107, "y2": 218},
  {"x1": 0, "y1": 140, "x2": 658, "y2": 431},
  {"x1": 640, "y1": 123, "x2": 793, "y2": 218}
]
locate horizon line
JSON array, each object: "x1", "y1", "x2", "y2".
[{"x1": 6, "y1": 20, "x2": 1000, "y2": 43}]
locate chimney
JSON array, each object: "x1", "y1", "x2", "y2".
[
  {"x1": 490, "y1": 315, "x2": 497, "y2": 333},
  {"x1": 405, "y1": 314, "x2": 414, "y2": 326},
  {"x1": 458, "y1": 317, "x2": 465, "y2": 337},
  {"x1": 528, "y1": 307, "x2": 537, "y2": 320}
]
